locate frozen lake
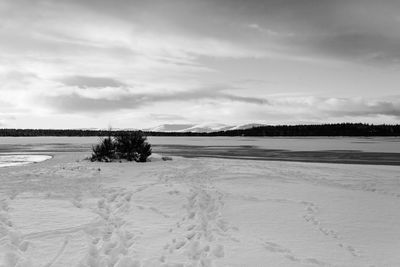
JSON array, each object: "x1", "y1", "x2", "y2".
[
  {"x1": 0, "y1": 136, "x2": 399, "y2": 152},
  {"x1": 1, "y1": 136, "x2": 400, "y2": 166}
]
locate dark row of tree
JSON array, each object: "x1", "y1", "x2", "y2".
[
  {"x1": 0, "y1": 123, "x2": 400, "y2": 137},
  {"x1": 209, "y1": 123, "x2": 400, "y2": 136}
]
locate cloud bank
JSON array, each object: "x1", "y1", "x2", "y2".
[{"x1": 1, "y1": 0, "x2": 400, "y2": 128}]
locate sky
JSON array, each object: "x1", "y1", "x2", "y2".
[{"x1": 1, "y1": 0, "x2": 400, "y2": 129}]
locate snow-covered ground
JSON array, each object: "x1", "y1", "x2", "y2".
[{"x1": 1, "y1": 152, "x2": 400, "y2": 266}]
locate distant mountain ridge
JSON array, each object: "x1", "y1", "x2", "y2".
[{"x1": 144, "y1": 123, "x2": 265, "y2": 133}]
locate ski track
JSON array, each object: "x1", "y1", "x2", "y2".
[{"x1": 301, "y1": 201, "x2": 361, "y2": 258}]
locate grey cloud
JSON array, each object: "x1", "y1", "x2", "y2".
[
  {"x1": 217, "y1": 93, "x2": 267, "y2": 105},
  {"x1": 266, "y1": 96, "x2": 400, "y2": 119},
  {"x1": 321, "y1": 99, "x2": 400, "y2": 118},
  {"x1": 40, "y1": 87, "x2": 269, "y2": 113},
  {"x1": 219, "y1": 0, "x2": 400, "y2": 65},
  {"x1": 299, "y1": 32, "x2": 400, "y2": 64},
  {"x1": 0, "y1": 71, "x2": 40, "y2": 87},
  {"x1": 149, "y1": 113, "x2": 187, "y2": 121},
  {"x1": 0, "y1": 114, "x2": 16, "y2": 127},
  {"x1": 41, "y1": 93, "x2": 139, "y2": 112},
  {"x1": 60, "y1": 76, "x2": 125, "y2": 88},
  {"x1": 40, "y1": 84, "x2": 400, "y2": 120},
  {"x1": 4, "y1": 71, "x2": 39, "y2": 80},
  {"x1": 4, "y1": 0, "x2": 400, "y2": 65},
  {"x1": 250, "y1": 96, "x2": 400, "y2": 123}
]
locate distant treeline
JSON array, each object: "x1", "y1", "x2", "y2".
[
  {"x1": 1, "y1": 123, "x2": 400, "y2": 137},
  {"x1": 209, "y1": 123, "x2": 400, "y2": 136},
  {"x1": 0, "y1": 128, "x2": 203, "y2": 137}
]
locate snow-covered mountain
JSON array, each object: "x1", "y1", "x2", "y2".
[
  {"x1": 145, "y1": 124, "x2": 194, "y2": 132},
  {"x1": 177, "y1": 123, "x2": 232, "y2": 133},
  {"x1": 144, "y1": 123, "x2": 264, "y2": 133},
  {"x1": 228, "y1": 123, "x2": 265, "y2": 130}
]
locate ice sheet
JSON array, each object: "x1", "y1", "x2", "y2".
[{"x1": 0, "y1": 155, "x2": 52, "y2": 168}]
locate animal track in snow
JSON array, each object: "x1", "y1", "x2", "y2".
[
  {"x1": 262, "y1": 239, "x2": 333, "y2": 266},
  {"x1": 301, "y1": 201, "x2": 361, "y2": 258}
]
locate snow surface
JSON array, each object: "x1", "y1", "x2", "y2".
[{"x1": 1, "y1": 152, "x2": 400, "y2": 266}]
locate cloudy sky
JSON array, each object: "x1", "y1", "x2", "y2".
[{"x1": 1, "y1": 0, "x2": 400, "y2": 129}]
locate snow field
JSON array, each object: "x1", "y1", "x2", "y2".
[{"x1": 1, "y1": 152, "x2": 400, "y2": 266}]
